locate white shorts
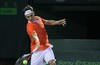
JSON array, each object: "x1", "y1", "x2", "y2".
[{"x1": 31, "y1": 45, "x2": 56, "y2": 65}]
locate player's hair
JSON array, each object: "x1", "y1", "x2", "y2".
[{"x1": 23, "y1": 5, "x2": 33, "y2": 12}]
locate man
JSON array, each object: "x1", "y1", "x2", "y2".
[{"x1": 23, "y1": 5, "x2": 66, "y2": 65}]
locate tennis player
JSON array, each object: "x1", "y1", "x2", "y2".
[{"x1": 23, "y1": 5, "x2": 66, "y2": 65}]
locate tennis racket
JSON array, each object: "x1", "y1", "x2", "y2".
[{"x1": 15, "y1": 52, "x2": 33, "y2": 65}]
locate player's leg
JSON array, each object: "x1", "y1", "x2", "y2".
[
  {"x1": 44, "y1": 47, "x2": 56, "y2": 65},
  {"x1": 31, "y1": 50, "x2": 44, "y2": 65}
]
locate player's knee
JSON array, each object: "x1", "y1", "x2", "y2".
[{"x1": 48, "y1": 59, "x2": 56, "y2": 65}]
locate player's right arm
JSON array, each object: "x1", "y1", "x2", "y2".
[
  {"x1": 27, "y1": 23, "x2": 40, "y2": 52},
  {"x1": 32, "y1": 32, "x2": 40, "y2": 52}
]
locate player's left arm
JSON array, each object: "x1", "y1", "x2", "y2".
[{"x1": 44, "y1": 18, "x2": 66, "y2": 26}]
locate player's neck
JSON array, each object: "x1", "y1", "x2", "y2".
[
  {"x1": 29, "y1": 16, "x2": 34, "y2": 21},
  {"x1": 28, "y1": 17, "x2": 37, "y2": 23}
]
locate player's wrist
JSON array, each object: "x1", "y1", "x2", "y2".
[
  {"x1": 57, "y1": 20, "x2": 60, "y2": 23},
  {"x1": 56, "y1": 20, "x2": 61, "y2": 25},
  {"x1": 32, "y1": 44, "x2": 40, "y2": 52}
]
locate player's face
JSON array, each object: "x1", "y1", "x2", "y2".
[{"x1": 25, "y1": 11, "x2": 35, "y2": 20}]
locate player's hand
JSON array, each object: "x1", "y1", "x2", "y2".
[
  {"x1": 58, "y1": 18, "x2": 66, "y2": 26},
  {"x1": 32, "y1": 44, "x2": 40, "y2": 52},
  {"x1": 23, "y1": 53, "x2": 30, "y2": 57}
]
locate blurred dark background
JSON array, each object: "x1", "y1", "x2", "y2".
[{"x1": 0, "y1": 0, "x2": 100, "y2": 65}]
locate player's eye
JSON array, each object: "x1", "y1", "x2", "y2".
[
  {"x1": 26, "y1": 16, "x2": 30, "y2": 18},
  {"x1": 26, "y1": 15, "x2": 33, "y2": 18}
]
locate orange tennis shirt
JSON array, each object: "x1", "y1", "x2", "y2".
[{"x1": 26, "y1": 16, "x2": 50, "y2": 52}]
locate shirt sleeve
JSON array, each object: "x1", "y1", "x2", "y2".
[
  {"x1": 35, "y1": 16, "x2": 47, "y2": 23},
  {"x1": 41, "y1": 18, "x2": 47, "y2": 23},
  {"x1": 39, "y1": 16, "x2": 47, "y2": 23}
]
